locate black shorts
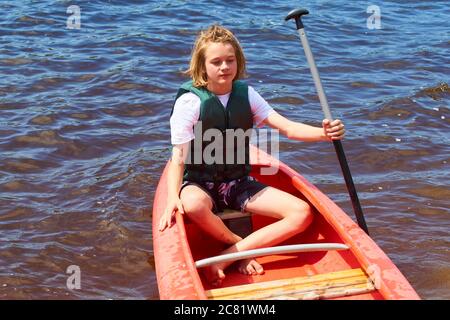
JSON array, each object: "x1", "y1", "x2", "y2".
[{"x1": 180, "y1": 176, "x2": 268, "y2": 214}]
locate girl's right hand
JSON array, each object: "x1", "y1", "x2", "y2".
[{"x1": 158, "y1": 197, "x2": 185, "y2": 232}]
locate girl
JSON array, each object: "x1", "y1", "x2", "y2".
[{"x1": 159, "y1": 25, "x2": 345, "y2": 286}]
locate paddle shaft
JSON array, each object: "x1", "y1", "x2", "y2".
[{"x1": 286, "y1": 9, "x2": 369, "y2": 234}]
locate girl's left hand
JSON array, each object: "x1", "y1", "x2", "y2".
[{"x1": 322, "y1": 119, "x2": 345, "y2": 141}]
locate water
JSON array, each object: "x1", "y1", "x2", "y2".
[{"x1": 0, "y1": 0, "x2": 448, "y2": 299}]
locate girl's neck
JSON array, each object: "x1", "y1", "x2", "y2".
[{"x1": 207, "y1": 83, "x2": 232, "y2": 95}]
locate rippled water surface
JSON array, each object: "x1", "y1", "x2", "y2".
[{"x1": 0, "y1": 0, "x2": 448, "y2": 299}]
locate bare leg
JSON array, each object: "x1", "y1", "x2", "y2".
[
  {"x1": 180, "y1": 185, "x2": 303, "y2": 285},
  {"x1": 180, "y1": 185, "x2": 241, "y2": 245},
  {"x1": 207, "y1": 186, "x2": 313, "y2": 284},
  {"x1": 181, "y1": 185, "x2": 262, "y2": 285}
]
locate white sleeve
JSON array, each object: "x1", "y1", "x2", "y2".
[
  {"x1": 248, "y1": 86, "x2": 276, "y2": 128},
  {"x1": 170, "y1": 92, "x2": 200, "y2": 145}
]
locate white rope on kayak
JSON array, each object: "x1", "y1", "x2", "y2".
[{"x1": 195, "y1": 243, "x2": 349, "y2": 268}]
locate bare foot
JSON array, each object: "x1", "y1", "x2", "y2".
[
  {"x1": 237, "y1": 259, "x2": 264, "y2": 276},
  {"x1": 202, "y1": 264, "x2": 226, "y2": 286}
]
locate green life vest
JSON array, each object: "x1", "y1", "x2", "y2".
[{"x1": 171, "y1": 80, "x2": 253, "y2": 182}]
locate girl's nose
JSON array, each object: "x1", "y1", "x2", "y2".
[{"x1": 220, "y1": 61, "x2": 230, "y2": 70}]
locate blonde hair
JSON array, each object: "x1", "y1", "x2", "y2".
[{"x1": 186, "y1": 25, "x2": 247, "y2": 87}]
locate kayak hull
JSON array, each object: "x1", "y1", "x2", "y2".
[{"x1": 152, "y1": 146, "x2": 419, "y2": 300}]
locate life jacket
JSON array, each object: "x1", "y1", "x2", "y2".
[{"x1": 171, "y1": 80, "x2": 253, "y2": 182}]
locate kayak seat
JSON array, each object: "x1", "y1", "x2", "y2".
[
  {"x1": 217, "y1": 208, "x2": 251, "y2": 220},
  {"x1": 183, "y1": 208, "x2": 253, "y2": 237},
  {"x1": 219, "y1": 209, "x2": 253, "y2": 238},
  {"x1": 183, "y1": 209, "x2": 249, "y2": 222}
]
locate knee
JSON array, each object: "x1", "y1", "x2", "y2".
[
  {"x1": 287, "y1": 202, "x2": 314, "y2": 231},
  {"x1": 181, "y1": 193, "x2": 210, "y2": 218}
]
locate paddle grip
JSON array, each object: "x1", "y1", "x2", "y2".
[{"x1": 285, "y1": 8, "x2": 309, "y2": 30}]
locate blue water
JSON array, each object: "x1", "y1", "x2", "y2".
[{"x1": 0, "y1": 0, "x2": 449, "y2": 299}]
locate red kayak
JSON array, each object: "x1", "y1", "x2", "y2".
[{"x1": 152, "y1": 146, "x2": 420, "y2": 300}]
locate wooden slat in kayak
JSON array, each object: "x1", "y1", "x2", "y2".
[{"x1": 206, "y1": 268, "x2": 375, "y2": 300}]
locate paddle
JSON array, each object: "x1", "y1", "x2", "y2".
[{"x1": 285, "y1": 8, "x2": 370, "y2": 235}]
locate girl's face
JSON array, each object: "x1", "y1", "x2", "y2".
[{"x1": 204, "y1": 42, "x2": 237, "y2": 95}]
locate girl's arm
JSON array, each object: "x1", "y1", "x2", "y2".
[
  {"x1": 262, "y1": 111, "x2": 345, "y2": 142},
  {"x1": 167, "y1": 143, "x2": 188, "y2": 198},
  {"x1": 159, "y1": 142, "x2": 189, "y2": 231}
]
